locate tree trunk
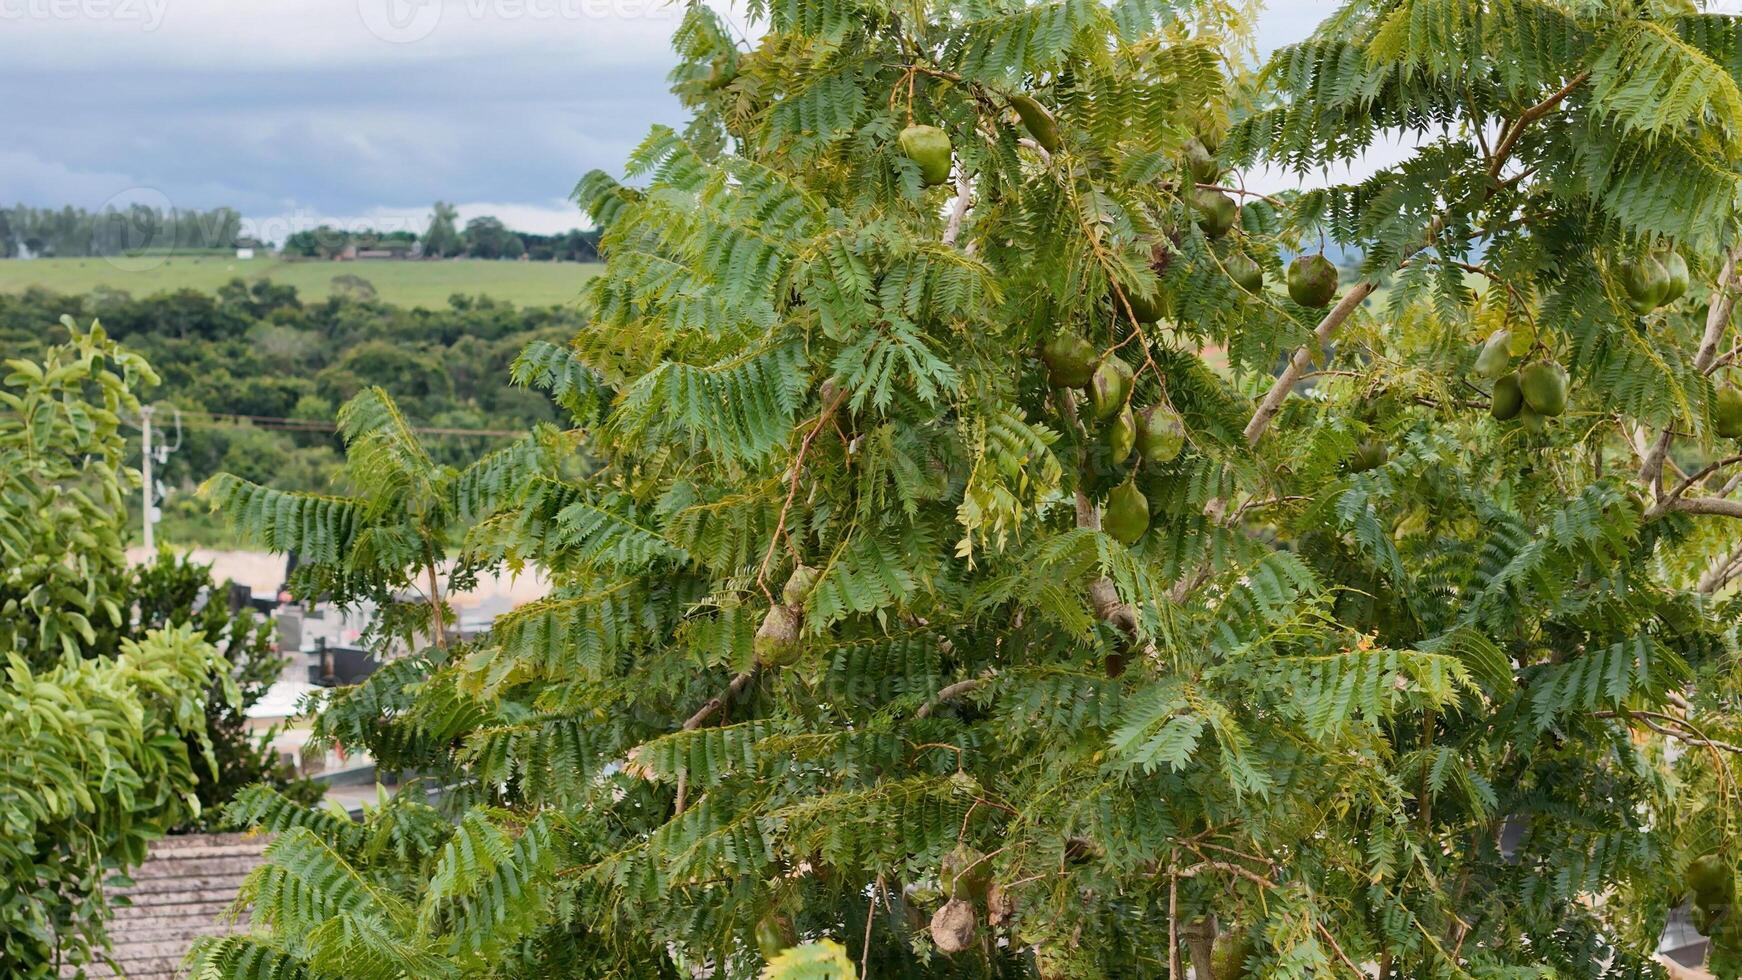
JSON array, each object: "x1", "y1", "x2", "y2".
[{"x1": 1183, "y1": 916, "x2": 1217, "y2": 979}]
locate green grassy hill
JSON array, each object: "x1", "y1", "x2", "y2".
[{"x1": 0, "y1": 255, "x2": 600, "y2": 308}]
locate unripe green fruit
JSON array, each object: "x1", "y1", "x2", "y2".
[
  {"x1": 1088, "y1": 357, "x2": 1134, "y2": 420},
  {"x1": 1107, "y1": 405, "x2": 1136, "y2": 464},
  {"x1": 1491, "y1": 373, "x2": 1523, "y2": 420},
  {"x1": 1040, "y1": 334, "x2": 1097, "y2": 388},
  {"x1": 898, "y1": 125, "x2": 952, "y2": 186},
  {"x1": 1287, "y1": 254, "x2": 1339, "y2": 308},
  {"x1": 1474, "y1": 329, "x2": 1512, "y2": 379},
  {"x1": 1104, "y1": 478, "x2": 1150, "y2": 545},
  {"x1": 754, "y1": 604, "x2": 803, "y2": 667},
  {"x1": 1135, "y1": 404, "x2": 1186, "y2": 463},
  {"x1": 1124, "y1": 285, "x2": 1168, "y2": 324},
  {"x1": 1689, "y1": 854, "x2": 1735, "y2": 905},
  {"x1": 782, "y1": 564, "x2": 820, "y2": 607},
  {"x1": 1660, "y1": 250, "x2": 1691, "y2": 304},
  {"x1": 1621, "y1": 253, "x2": 1671, "y2": 313},
  {"x1": 1184, "y1": 137, "x2": 1220, "y2": 183},
  {"x1": 1225, "y1": 251, "x2": 1264, "y2": 294},
  {"x1": 1194, "y1": 190, "x2": 1239, "y2": 239},
  {"x1": 1518, "y1": 360, "x2": 1569, "y2": 416},
  {"x1": 939, "y1": 845, "x2": 991, "y2": 901},
  {"x1": 1519, "y1": 403, "x2": 1547, "y2": 435},
  {"x1": 756, "y1": 913, "x2": 797, "y2": 960},
  {"x1": 1009, "y1": 94, "x2": 1061, "y2": 153},
  {"x1": 1718, "y1": 387, "x2": 1742, "y2": 439},
  {"x1": 1349, "y1": 439, "x2": 1388, "y2": 473}
]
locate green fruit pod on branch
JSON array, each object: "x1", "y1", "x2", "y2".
[
  {"x1": 1183, "y1": 137, "x2": 1220, "y2": 183},
  {"x1": 1620, "y1": 253, "x2": 1671, "y2": 313},
  {"x1": 1104, "y1": 478, "x2": 1150, "y2": 545},
  {"x1": 1107, "y1": 405, "x2": 1136, "y2": 464},
  {"x1": 1717, "y1": 386, "x2": 1742, "y2": 439},
  {"x1": 1659, "y1": 250, "x2": 1691, "y2": 304},
  {"x1": 1225, "y1": 251, "x2": 1264, "y2": 294},
  {"x1": 940, "y1": 845, "x2": 991, "y2": 902},
  {"x1": 1088, "y1": 357, "x2": 1134, "y2": 420},
  {"x1": 1518, "y1": 360, "x2": 1569, "y2": 417},
  {"x1": 1287, "y1": 254, "x2": 1339, "y2": 308},
  {"x1": 756, "y1": 913, "x2": 798, "y2": 960},
  {"x1": 1474, "y1": 329, "x2": 1512, "y2": 379},
  {"x1": 781, "y1": 564, "x2": 821, "y2": 607},
  {"x1": 754, "y1": 603, "x2": 803, "y2": 667},
  {"x1": 1009, "y1": 93, "x2": 1060, "y2": 153},
  {"x1": 1040, "y1": 334, "x2": 1096, "y2": 388},
  {"x1": 1688, "y1": 854, "x2": 1736, "y2": 907},
  {"x1": 1135, "y1": 404, "x2": 1185, "y2": 463},
  {"x1": 1349, "y1": 439, "x2": 1388, "y2": 473},
  {"x1": 1490, "y1": 373, "x2": 1523, "y2": 421},
  {"x1": 1518, "y1": 403, "x2": 1547, "y2": 435},
  {"x1": 1193, "y1": 190, "x2": 1238, "y2": 239},
  {"x1": 898, "y1": 124, "x2": 952, "y2": 186},
  {"x1": 1123, "y1": 285, "x2": 1168, "y2": 324}
]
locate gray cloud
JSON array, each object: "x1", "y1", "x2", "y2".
[{"x1": 0, "y1": 1, "x2": 1327, "y2": 236}]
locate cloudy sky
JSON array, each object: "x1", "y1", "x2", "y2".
[{"x1": 2, "y1": 1, "x2": 1327, "y2": 240}]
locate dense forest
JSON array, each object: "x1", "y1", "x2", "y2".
[{"x1": 0, "y1": 282, "x2": 581, "y2": 542}]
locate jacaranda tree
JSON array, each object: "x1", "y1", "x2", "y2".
[{"x1": 196, "y1": 1, "x2": 1742, "y2": 976}]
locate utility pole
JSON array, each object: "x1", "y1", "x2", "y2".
[{"x1": 140, "y1": 405, "x2": 154, "y2": 552}]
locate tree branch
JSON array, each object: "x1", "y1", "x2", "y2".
[
  {"x1": 1666, "y1": 495, "x2": 1742, "y2": 519},
  {"x1": 916, "y1": 676, "x2": 988, "y2": 718},
  {"x1": 1598, "y1": 709, "x2": 1742, "y2": 758},
  {"x1": 1485, "y1": 70, "x2": 1590, "y2": 181},
  {"x1": 943, "y1": 166, "x2": 973, "y2": 247},
  {"x1": 1699, "y1": 538, "x2": 1742, "y2": 594},
  {"x1": 1639, "y1": 249, "x2": 1741, "y2": 491},
  {"x1": 683, "y1": 667, "x2": 760, "y2": 732},
  {"x1": 673, "y1": 666, "x2": 763, "y2": 814},
  {"x1": 1246, "y1": 71, "x2": 1590, "y2": 447},
  {"x1": 1243, "y1": 282, "x2": 1377, "y2": 444}
]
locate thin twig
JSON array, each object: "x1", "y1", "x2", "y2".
[{"x1": 756, "y1": 387, "x2": 849, "y2": 601}]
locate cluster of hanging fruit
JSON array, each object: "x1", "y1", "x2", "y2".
[
  {"x1": 1180, "y1": 136, "x2": 1267, "y2": 294},
  {"x1": 1473, "y1": 328, "x2": 1569, "y2": 433},
  {"x1": 896, "y1": 90, "x2": 1061, "y2": 187},
  {"x1": 1040, "y1": 331, "x2": 1185, "y2": 547},
  {"x1": 929, "y1": 845, "x2": 993, "y2": 954},
  {"x1": 753, "y1": 564, "x2": 821, "y2": 667},
  {"x1": 1684, "y1": 854, "x2": 1741, "y2": 955},
  {"x1": 1620, "y1": 248, "x2": 1691, "y2": 314}
]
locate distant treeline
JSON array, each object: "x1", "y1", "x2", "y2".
[
  {"x1": 1, "y1": 204, "x2": 243, "y2": 258},
  {"x1": 281, "y1": 218, "x2": 600, "y2": 262},
  {"x1": 3, "y1": 201, "x2": 603, "y2": 263}
]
